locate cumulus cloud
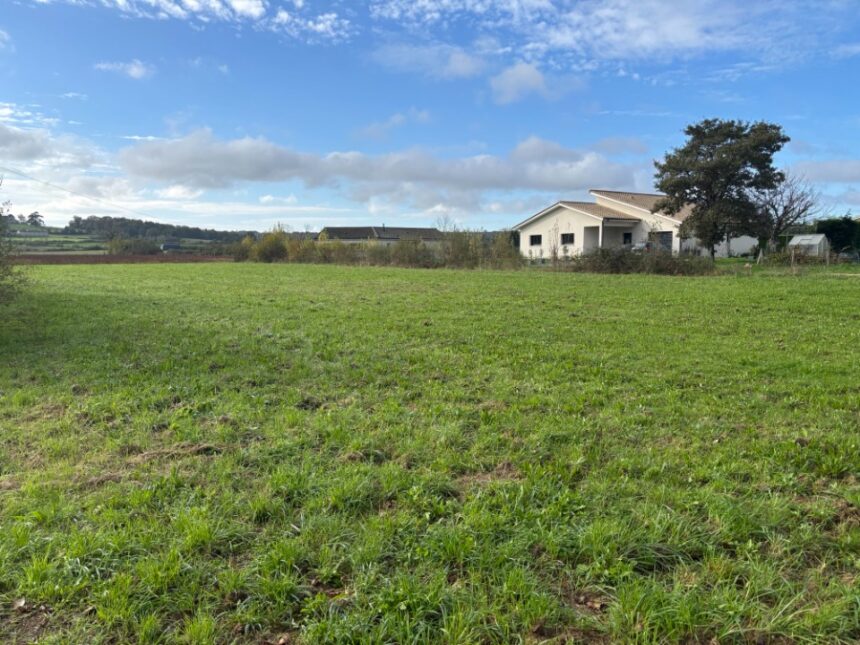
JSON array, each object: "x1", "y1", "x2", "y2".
[
  {"x1": 95, "y1": 59, "x2": 155, "y2": 79},
  {"x1": 490, "y1": 62, "x2": 547, "y2": 103},
  {"x1": 0, "y1": 123, "x2": 51, "y2": 161},
  {"x1": 0, "y1": 122, "x2": 98, "y2": 170},
  {"x1": 118, "y1": 129, "x2": 636, "y2": 211},
  {"x1": 372, "y1": 43, "x2": 485, "y2": 79}
]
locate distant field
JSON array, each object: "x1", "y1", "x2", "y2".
[
  {"x1": 1, "y1": 264, "x2": 858, "y2": 643},
  {"x1": 9, "y1": 230, "x2": 225, "y2": 255}
]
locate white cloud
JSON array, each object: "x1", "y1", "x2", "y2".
[
  {"x1": 227, "y1": 0, "x2": 267, "y2": 20},
  {"x1": 490, "y1": 62, "x2": 546, "y2": 104},
  {"x1": 0, "y1": 29, "x2": 11, "y2": 51},
  {"x1": 372, "y1": 43, "x2": 485, "y2": 79},
  {"x1": 370, "y1": 0, "x2": 851, "y2": 69},
  {"x1": 270, "y1": 9, "x2": 351, "y2": 41},
  {"x1": 121, "y1": 135, "x2": 164, "y2": 142},
  {"x1": 156, "y1": 185, "x2": 204, "y2": 200},
  {"x1": 117, "y1": 129, "x2": 636, "y2": 212},
  {"x1": 833, "y1": 42, "x2": 860, "y2": 58},
  {"x1": 260, "y1": 194, "x2": 298, "y2": 204},
  {"x1": 357, "y1": 108, "x2": 431, "y2": 139},
  {"x1": 0, "y1": 122, "x2": 98, "y2": 170},
  {"x1": 0, "y1": 123, "x2": 51, "y2": 161},
  {"x1": 33, "y1": 0, "x2": 348, "y2": 43},
  {"x1": 94, "y1": 59, "x2": 155, "y2": 80}
]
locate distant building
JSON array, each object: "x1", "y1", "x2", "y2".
[
  {"x1": 15, "y1": 229, "x2": 50, "y2": 237},
  {"x1": 319, "y1": 226, "x2": 445, "y2": 245},
  {"x1": 787, "y1": 234, "x2": 829, "y2": 257},
  {"x1": 514, "y1": 189, "x2": 758, "y2": 259},
  {"x1": 160, "y1": 241, "x2": 182, "y2": 252}
]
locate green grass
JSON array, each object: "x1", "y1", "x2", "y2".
[{"x1": 1, "y1": 264, "x2": 859, "y2": 643}]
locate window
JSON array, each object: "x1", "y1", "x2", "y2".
[
  {"x1": 623, "y1": 232, "x2": 632, "y2": 245},
  {"x1": 561, "y1": 233, "x2": 574, "y2": 245},
  {"x1": 529, "y1": 234, "x2": 542, "y2": 246}
]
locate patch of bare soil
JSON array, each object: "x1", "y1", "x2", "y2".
[
  {"x1": 128, "y1": 442, "x2": 222, "y2": 464},
  {"x1": 458, "y1": 461, "x2": 521, "y2": 487}
]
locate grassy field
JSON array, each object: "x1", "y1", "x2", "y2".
[{"x1": 1, "y1": 264, "x2": 858, "y2": 644}]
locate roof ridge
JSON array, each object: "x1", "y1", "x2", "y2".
[{"x1": 591, "y1": 189, "x2": 663, "y2": 197}]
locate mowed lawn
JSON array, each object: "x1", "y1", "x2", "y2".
[{"x1": 1, "y1": 264, "x2": 859, "y2": 644}]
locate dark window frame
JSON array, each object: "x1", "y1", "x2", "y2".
[
  {"x1": 561, "y1": 233, "x2": 574, "y2": 245},
  {"x1": 623, "y1": 232, "x2": 633, "y2": 245},
  {"x1": 529, "y1": 234, "x2": 542, "y2": 246}
]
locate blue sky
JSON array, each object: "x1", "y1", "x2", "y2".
[{"x1": 1, "y1": 0, "x2": 860, "y2": 230}]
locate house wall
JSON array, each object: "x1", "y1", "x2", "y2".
[
  {"x1": 517, "y1": 205, "x2": 601, "y2": 259},
  {"x1": 593, "y1": 194, "x2": 683, "y2": 253}
]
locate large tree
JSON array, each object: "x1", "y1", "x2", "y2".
[
  {"x1": 27, "y1": 211, "x2": 44, "y2": 227},
  {"x1": 753, "y1": 174, "x2": 819, "y2": 251},
  {"x1": 654, "y1": 119, "x2": 789, "y2": 258}
]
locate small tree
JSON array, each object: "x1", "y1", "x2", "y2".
[
  {"x1": 654, "y1": 118, "x2": 789, "y2": 258},
  {"x1": 27, "y1": 211, "x2": 44, "y2": 227},
  {"x1": 0, "y1": 179, "x2": 23, "y2": 303},
  {"x1": 753, "y1": 174, "x2": 819, "y2": 251}
]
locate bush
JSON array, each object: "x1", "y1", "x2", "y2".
[
  {"x1": 232, "y1": 236, "x2": 256, "y2": 261},
  {"x1": 565, "y1": 248, "x2": 714, "y2": 276},
  {"x1": 251, "y1": 229, "x2": 288, "y2": 263}
]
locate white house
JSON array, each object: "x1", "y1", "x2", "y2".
[{"x1": 514, "y1": 189, "x2": 758, "y2": 259}]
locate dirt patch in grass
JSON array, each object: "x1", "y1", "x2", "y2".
[
  {"x1": 128, "y1": 442, "x2": 223, "y2": 464},
  {"x1": 458, "y1": 460, "x2": 521, "y2": 487}
]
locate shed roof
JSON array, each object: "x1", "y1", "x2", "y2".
[{"x1": 788, "y1": 234, "x2": 827, "y2": 246}]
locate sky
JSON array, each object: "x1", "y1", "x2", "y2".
[{"x1": 1, "y1": 0, "x2": 860, "y2": 231}]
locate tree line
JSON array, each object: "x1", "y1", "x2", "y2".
[{"x1": 63, "y1": 215, "x2": 256, "y2": 243}]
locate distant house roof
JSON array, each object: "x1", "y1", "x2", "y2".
[
  {"x1": 788, "y1": 234, "x2": 827, "y2": 246},
  {"x1": 590, "y1": 189, "x2": 694, "y2": 221},
  {"x1": 321, "y1": 226, "x2": 444, "y2": 242}
]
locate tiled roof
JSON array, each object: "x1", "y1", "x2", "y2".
[
  {"x1": 559, "y1": 201, "x2": 641, "y2": 221},
  {"x1": 590, "y1": 190, "x2": 693, "y2": 221},
  {"x1": 321, "y1": 226, "x2": 445, "y2": 241}
]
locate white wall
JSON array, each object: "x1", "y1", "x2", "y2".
[
  {"x1": 517, "y1": 205, "x2": 602, "y2": 259},
  {"x1": 593, "y1": 194, "x2": 683, "y2": 253}
]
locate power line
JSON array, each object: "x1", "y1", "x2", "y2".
[{"x1": 0, "y1": 164, "x2": 164, "y2": 221}]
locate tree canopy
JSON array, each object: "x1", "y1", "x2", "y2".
[{"x1": 654, "y1": 119, "x2": 789, "y2": 257}]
